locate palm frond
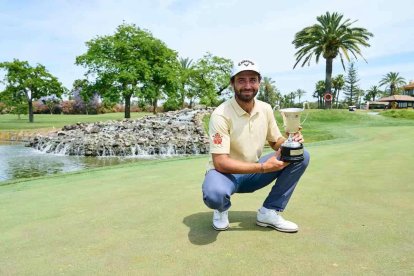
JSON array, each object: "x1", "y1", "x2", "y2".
[{"x1": 292, "y1": 11, "x2": 373, "y2": 69}]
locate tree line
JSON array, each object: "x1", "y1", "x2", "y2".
[
  {"x1": 0, "y1": 23, "x2": 234, "y2": 122},
  {"x1": 312, "y1": 62, "x2": 407, "y2": 109}
]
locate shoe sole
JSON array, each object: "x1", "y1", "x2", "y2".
[
  {"x1": 212, "y1": 224, "x2": 229, "y2": 231},
  {"x1": 256, "y1": 221, "x2": 298, "y2": 233}
]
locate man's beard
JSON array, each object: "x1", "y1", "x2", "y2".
[{"x1": 234, "y1": 88, "x2": 258, "y2": 102}]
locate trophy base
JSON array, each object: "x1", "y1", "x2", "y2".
[{"x1": 280, "y1": 144, "x2": 304, "y2": 162}]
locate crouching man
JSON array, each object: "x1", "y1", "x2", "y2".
[{"x1": 202, "y1": 59, "x2": 310, "y2": 232}]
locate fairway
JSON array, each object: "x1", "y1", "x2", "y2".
[
  {"x1": 1, "y1": 123, "x2": 413, "y2": 274},
  {"x1": 0, "y1": 112, "x2": 150, "y2": 142}
]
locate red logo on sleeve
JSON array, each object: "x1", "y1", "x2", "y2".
[{"x1": 212, "y1": 133, "x2": 223, "y2": 145}]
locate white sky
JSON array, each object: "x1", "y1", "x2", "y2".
[{"x1": 1, "y1": 0, "x2": 413, "y2": 101}]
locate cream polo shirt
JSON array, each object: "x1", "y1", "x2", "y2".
[{"x1": 207, "y1": 97, "x2": 283, "y2": 170}]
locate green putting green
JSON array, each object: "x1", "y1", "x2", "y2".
[{"x1": 0, "y1": 112, "x2": 413, "y2": 274}]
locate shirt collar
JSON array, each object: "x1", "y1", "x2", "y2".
[{"x1": 230, "y1": 97, "x2": 259, "y2": 117}]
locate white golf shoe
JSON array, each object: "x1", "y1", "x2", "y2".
[
  {"x1": 256, "y1": 207, "x2": 298, "y2": 233},
  {"x1": 212, "y1": 209, "x2": 229, "y2": 231}
]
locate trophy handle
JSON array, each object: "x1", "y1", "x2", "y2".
[
  {"x1": 300, "y1": 102, "x2": 310, "y2": 126},
  {"x1": 272, "y1": 104, "x2": 282, "y2": 127}
]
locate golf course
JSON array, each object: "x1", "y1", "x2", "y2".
[{"x1": 1, "y1": 110, "x2": 413, "y2": 275}]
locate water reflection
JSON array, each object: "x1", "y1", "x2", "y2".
[{"x1": 0, "y1": 143, "x2": 158, "y2": 182}]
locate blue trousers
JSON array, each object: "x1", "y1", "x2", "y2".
[{"x1": 202, "y1": 150, "x2": 310, "y2": 212}]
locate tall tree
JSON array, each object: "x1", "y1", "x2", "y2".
[
  {"x1": 178, "y1": 57, "x2": 194, "y2": 108},
  {"x1": 0, "y1": 85, "x2": 27, "y2": 119},
  {"x1": 379, "y1": 72, "x2": 406, "y2": 96},
  {"x1": 190, "y1": 53, "x2": 232, "y2": 107},
  {"x1": 365, "y1": 85, "x2": 382, "y2": 101},
  {"x1": 141, "y1": 47, "x2": 180, "y2": 114},
  {"x1": 314, "y1": 80, "x2": 325, "y2": 109},
  {"x1": 289, "y1": 91, "x2": 296, "y2": 106},
  {"x1": 0, "y1": 59, "x2": 66, "y2": 122},
  {"x1": 76, "y1": 23, "x2": 179, "y2": 117},
  {"x1": 354, "y1": 88, "x2": 365, "y2": 106},
  {"x1": 257, "y1": 77, "x2": 281, "y2": 107},
  {"x1": 292, "y1": 11, "x2": 373, "y2": 108},
  {"x1": 332, "y1": 74, "x2": 345, "y2": 108},
  {"x1": 280, "y1": 94, "x2": 291, "y2": 108},
  {"x1": 295, "y1": 89, "x2": 306, "y2": 104},
  {"x1": 343, "y1": 62, "x2": 360, "y2": 106}
]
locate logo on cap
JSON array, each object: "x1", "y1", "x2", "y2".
[{"x1": 238, "y1": 60, "x2": 255, "y2": 67}]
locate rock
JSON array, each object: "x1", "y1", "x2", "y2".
[{"x1": 28, "y1": 108, "x2": 213, "y2": 157}]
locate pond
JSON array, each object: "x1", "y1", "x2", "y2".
[{"x1": 0, "y1": 143, "x2": 166, "y2": 182}]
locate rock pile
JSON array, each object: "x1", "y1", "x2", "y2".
[{"x1": 27, "y1": 108, "x2": 213, "y2": 157}]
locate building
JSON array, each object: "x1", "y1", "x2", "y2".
[
  {"x1": 377, "y1": 95, "x2": 414, "y2": 109},
  {"x1": 365, "y1": 101, "x2": 388, "y2": 110},
  {"x1": 402, "y1": 81, "x2": 414, "y2": 96}
]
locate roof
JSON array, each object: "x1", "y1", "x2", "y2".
[
  {"x1": 403, "y1": 81, "x2": 414, "y2": 90},
  {"x1": 377, "y1": 95, "x2": 414, "y2": 102}
]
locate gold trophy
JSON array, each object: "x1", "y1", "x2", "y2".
[{"x1": 275, "y1": 103, "x2": 308, "y2": 162}]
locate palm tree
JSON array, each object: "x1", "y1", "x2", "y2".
[
  {"x1": 179, "y1": 57, "x2": 193, "y2": 69},
  {"x1": 178, "y1": 57, "x2": 193, "y2": 108},
  {"x1": 366, "y1": 85, "x2": 381, "y2": 101},
  {"x1": 258, "y1": 77, "x2": 281, "y2": 107},
  {"x1": 292, "y1": 12, "x2": 373, "y2": 108},
  {"x1": 295, "y1": 89, "x2": 306, "y2": 104},
  {"x1": 355, "y1": 88, "x2": 365, "y2": 107},
  {"x1": 282, "y1": 94, "x2": 291, "y2": 108},
  {"x1": 379, "y1": 72, "x2": 406, "y2": 96},
  {"x1": 289, "y1": 91, "x2": 296, "y2": 106},
  {"x1": 332, "y1": 74, "x2": 345, "y2": 108},
  {"x1": 314, "y1": 80, "x2": 325, "y2": 109}
]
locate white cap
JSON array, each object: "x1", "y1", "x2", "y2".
[{"x1": 231, "y1": 59, "x2": 261, "y2": 78}]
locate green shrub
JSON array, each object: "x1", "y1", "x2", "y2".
[
  {"x1": 380, "y1": 109, "x2": 414, "y2": 120},
  {"x1": 163, "y1": 98, "x2": 181, "y2": 112}
]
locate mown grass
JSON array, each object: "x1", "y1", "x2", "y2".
[
  {"x1": 0, "y1": 123, "x2": 413, "y2": 274},
  {"x1": 1, "y1": 109, "x2": 414, "y2": 274},
  {"x1": 0, "y1": 112, "x2": 150, "y2": 131},
  {"x1": 277, "y1": 109, "x2": 414, "y2": 143}
]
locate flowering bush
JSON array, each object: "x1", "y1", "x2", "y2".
[
  {"x1": 33, "y1": 101, "x2": 49, "y2": 114},
  {"x1": 60, "y1": 100, "x2": 76, "y2": 114}
]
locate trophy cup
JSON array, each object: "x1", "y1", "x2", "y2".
[{"x1": 275, "y1": 103, "x2": 308, "y2": 162}]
